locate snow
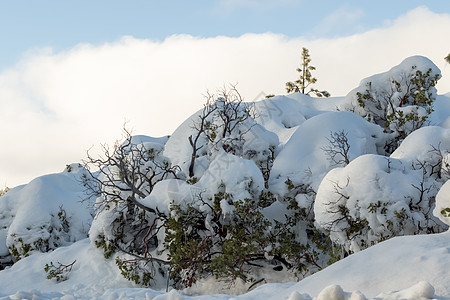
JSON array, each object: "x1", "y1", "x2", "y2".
[
  {"x1": 0, "y1": 239, "x2": 134, "y2": 298},
  {"x1": 2, "y1": 233, "x2": 450, "y2": 299},
  {"x1": 277, "y1": 232, "x2": 450, "y2": 299},
  {"x1": 269, "y1": 111, "x2": 385, "y2": 197},
  {"x1": 251, "y1": 96, "x2": 308, "y2": 144},
  {"x1": 138, "y1": 179, "x2": 199, "y2": 215},
  {"x1": 139, "y1": 150, "x2": 265, "y2": 217},
  {"x1": 390, "y1": 126, "x2": 450, "y2": 162},
  {"x1": 163, "y1": 109, "x2": 206, "y2": 175},
  {"x1": 1, "y1": 55, "x2": 450, "y2": 299},
  {"x1": 197, "y1": 150, "x2": 265, "y2": 202},
  {"x1": 314, "y1": 141, "x2": 448, "y2": 252},
  {"x1": 340, "y1": 56, "x2": 441, "y2": 125},
  {"x1": 0, "y1": 164, "x2": 93, "y2": 265}
]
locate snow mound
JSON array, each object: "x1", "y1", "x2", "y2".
[
  {"x1": 315, "y1": 154, "x2": 446, "y2": 252},
  {"x1": 197, "y1": 150, "x2": 265, "y2": 202},
  {"x1": 0, "y1": 164, "x2": 93, "y2": 266},
  {"x1": 138, "y1": 179, "x2": 199, "y2": 215},
  {"x1": 252, "y1": 95, "x2": 308, "y2": 144},
  {"x1": 269, "y1": 111, "x2": 385, "y2": 197},
  {"x1": 274, "y1": 232, "x2": 450, "y2": 299},
  {"x1": 0, "y1": 239, "x2": 134, "y2": 298},
  {"x1": 390, "y1": 126, "x2": 450, "y2": 163}
]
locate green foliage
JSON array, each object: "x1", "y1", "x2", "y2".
[
  {"x1": 8, "y1": 236, "x2": 51, "y2": 261},
  {"x1": 165, "y1": 189, "x2": 279, "y2": 287},
  {"x1": 7, "y1": 206, "x2": 72, "y2": 262},
  {"x1": 286, "y1": 47, "x2": 330, "y2": 97},
  {"x1": 368, "y1": 201, "x2": 388, "y2": 215},
  {"x1": 44, "y1": 260, "x2": 76, "y2": 282},
  {"x1": 165, "y1": 202, "x2": 210, "y2": 287},
  {"x1": 115, "y1": 257, "x2": 154, "y2": 286},
  {"x1": 445, "y1": 53, "x2": 450, "y2": 64},
  {"x1": 338, "y1": 203, "x2": 369, "y2": 245},
  {"x1": 8, "y1": 236, "x2": 31, "y2": 261},
  {"x1": 441, "y1": 207, "x2": 450, "y2": 218},
  {"x1": 210, "y1": 198, "x2": 273, "y2": 279},
  {"x1": 186, "y1": 177, "x2": 199, "y2": 185},
  {"x1": 271, "y1": 206, "x2": 314, "y2": 276},
  {"x1": 162, "y1": 176, "x2": 332, "y2": 285},
  {"x1": 356, "y1": 66, "x2": 440, "y2": 146},
  {"x1": 311, "y1": 227, "x2": 345, "y2": 266},
  {"x1": 285, "y1": 178, "x2": 295, "y2": 191},
  {"x1": 94, "y1": 235, "x2": 115, "y2": 259},
  {"x1": 57, "y1": 206, "x2": 70, "y2": 232}
]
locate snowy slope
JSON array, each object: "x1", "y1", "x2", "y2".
[{"x1": 1, "y1": 232, "x2": 450, "y2": 299}]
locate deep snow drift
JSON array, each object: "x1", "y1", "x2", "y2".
[{"x1": 0, "y1": 56, "x2": 450, "y2": 299}]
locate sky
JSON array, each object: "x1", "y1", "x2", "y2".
[{"x1": 0, "y1": 0, "x2": 450, "y2": 188}]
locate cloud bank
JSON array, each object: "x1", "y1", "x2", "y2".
[{"x1": 1, "y1": 6, "x2": 449, "y2": 187}]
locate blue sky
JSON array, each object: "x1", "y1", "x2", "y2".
[{"x1": 1, "y1": 0, "x2": 449, "y2": 71}]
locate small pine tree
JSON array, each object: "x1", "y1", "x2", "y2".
[
  {"x1": 445, "y1": 53, "x2": 450, "y2": 64},
  {"x1": 286, "y1": 47, "x2": 330, "y2": 97}
]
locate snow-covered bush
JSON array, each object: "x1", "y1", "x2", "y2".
[
  {"x1": 164, "y1": 149, "x2": 345, "y2": 288},
  {"x1": 165, "y1": 86, "x2": 279, "y2": 187},
  {"x1": 162, "y1": 90, "x2": 347, "y2": 287},
  {"x1": 164, "y1": 152, "x2": 276, "y2": 287},
  {"x1": 0, "y1": 164, "x2": 93, "y2": 267},
  {"x1": 86, "y1": 131, "x2": 178, "y2": 286},
  {"x1": 166, "y1": 192, "x2": 275, "y2": 288},
  {"x1": 341, "y1": 56, "x2": 441, "y2": 151},
  {"x1": 315, "y1": 127, "x2": 450, "y2": 253}
]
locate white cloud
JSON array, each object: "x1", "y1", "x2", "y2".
[
  {"x1": 1, "y1": 6, "x2": 449, "y2": 188},
  {"x1": 312, "y1": 6, "x2": 365, "y2": 37}
]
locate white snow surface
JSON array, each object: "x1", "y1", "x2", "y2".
[
  {"x1": 0, "y1": 164, "x2": 93, "y2": 260},
  {"x1": 1, "y1": 232, "x2": 450, "y2": 299},
  {"x1": 390, "y1": 126, "x2": 450, "y2": 162},
  {"x1": 269, "y1": 111, "x2": 385, "y2": 197}
]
